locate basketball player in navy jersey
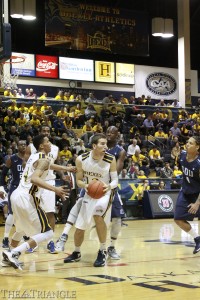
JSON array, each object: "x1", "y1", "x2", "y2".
[
  {"x1": 56, "y1": 126, "x2": 126, "y2": 260},
  {"x1": 174, "y1": 136, "x2": 200, "y2": 254},
  {"x1": 1, "y1": 140, "x2": 27, "y2": 249}
]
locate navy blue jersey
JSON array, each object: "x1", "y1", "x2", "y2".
[
  {"x1": 107, "y1": 144, "x2": 124, "y2": 160},
  {"x1": 180, "y1": 150, "x2": 200, "y2": 194},
  {"x1": 10, "y1": 154, "x2": 24, "y2": 187}
]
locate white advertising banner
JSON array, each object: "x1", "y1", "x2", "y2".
[
  {"x1": 59, "y1": 57, "x2": 94, "y2": 81},
  {"x1": 135, "y1": 65, "x2": 179, "y2": 99}
]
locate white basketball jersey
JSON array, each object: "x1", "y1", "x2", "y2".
[
  {"x1": 30, "y1": 142, "x2": 59, "y2": 180},
  {"x1": 19, "y1": 152, "x2": 50, "y2": 197},
  {"x1": 81, "y1": 151, "x2": 114, "y2": 185}
]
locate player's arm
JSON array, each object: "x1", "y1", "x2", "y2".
[
  {"x1": 23, "y1": 144, "x2": 32, "y2": 167},
  {"x1": 0, "y1": 157, "x2": 12, "y2": 187},
  {"x1": 50, "y1": 163, "x2": 76, "y2": 173},
  {"x1": 104, "y1": 157, "x2": 118, "y2": 193},
  {"x1": 116, "y1": 149, "x2": 126, "y2": 174},
  {"x1": 75, "y1": 156, "x2": 87, "y2": 190},
  {"x1": 31, "y1": 159, "x2": 68, "y2": 200}
]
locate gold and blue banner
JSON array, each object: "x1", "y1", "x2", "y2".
[{"x1": 45, "y1": 0, "x2": 149, "y2": 56}]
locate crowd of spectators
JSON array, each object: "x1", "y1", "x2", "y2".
[{"x1": 0, "y1": 86, "x2": 200, "y2": 196}]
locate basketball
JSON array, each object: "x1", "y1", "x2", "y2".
[{"x1": 87, "y1": 180, "x2": 105, "y2": 199}]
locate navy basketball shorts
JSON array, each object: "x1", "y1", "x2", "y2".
[
  {"x1": 111, "y1": 192, "x2": 125, "y2": 219},
  {"x1": 174, "y1": 190, "x2": 200, "y2": 221}
]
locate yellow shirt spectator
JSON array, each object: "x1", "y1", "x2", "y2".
[{"x1": 59, "y1": 148, "x2": 72, "y2": 161}]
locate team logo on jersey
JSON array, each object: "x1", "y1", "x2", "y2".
[
  {"x1": 146, "y1": 72, "x2": 177, "y2": 95},
  {"x1": 158, "y1": 194, "x2": 173, "y2": 212}
]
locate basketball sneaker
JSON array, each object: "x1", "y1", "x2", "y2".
[
  {"x1": 47, "y1": 241, "x2": 58, "y2": 254},
  {"x1": 25, "y1": 245, "x2": 38, "y2": 253},
  {"x1": 107, "y1": 246, "x2": 120, "y2": 260},
  {"x1": 93, "y1": 250, "x2": 107, "y2": 267},
  {"x1": 2, "y1": 250, "x2": 23, "y2": 271},
  {"x1": 64, "y1": 251, "x2": 81, "y2": 263},
  {"x1": 55, "y1": 234, "x2": 68, "y2": 252},
  {"x1": 193, "y1": 236, "x2": 200, "y2": 254},
  {"x1": 2, "y1": 237, "x2": 9, "y2": 248}
]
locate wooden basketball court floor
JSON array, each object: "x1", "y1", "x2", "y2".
[{"x1": 1, "y1": 218, "x2": 200, "y2": 300}]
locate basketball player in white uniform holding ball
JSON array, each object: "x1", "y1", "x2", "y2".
[{"x1": 64, "y1": 133, "x2": 118, "y2": 267}]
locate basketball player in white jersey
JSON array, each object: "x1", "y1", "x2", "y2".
[
  {"x1": 2, "y1": 134, "x2": 68, "y2": 271},
  {"x1": 64, "y1": 133, "x2": 118, "y2": 267},
  {"x1": 25, "y1": 125, "x2": 76, "y2": 253}
]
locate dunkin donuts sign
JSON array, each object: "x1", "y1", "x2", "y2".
[{"x1": 36, "y1": 55, "x2": 58, "y2": 78}]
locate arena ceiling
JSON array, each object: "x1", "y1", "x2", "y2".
[{"x1": 9, "y1": 0, "x2": 200, "y2": 72}]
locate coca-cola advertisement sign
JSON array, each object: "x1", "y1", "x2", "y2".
[{"x1": 36, "y1": 55, "x2": 58, "y2": 78}]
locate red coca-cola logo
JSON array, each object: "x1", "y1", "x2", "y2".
[
  {"x1": 36, "y1": 60, "x2": 58, "y2": 72},
  {"x1": 36, "y1": 55, "x2": 58, "y2": 78}
]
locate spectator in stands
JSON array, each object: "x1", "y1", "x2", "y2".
[
  {"x1": 171, "y1": 98, "x2": 182, "y2": 108},
  {"x1": 0, "y1": 186, "x2": 8, "y2": 221},
  {"x1": 64, "y1": 91, "x2": 71, "y2": 101},
  {"x1": 26, "y1": 88, "x2": 36, "y2": 98},
  {"x1": 143, "y1": 115, "x2": 154, "y2": 136},
  {"x1": 173, "y1": 165, "x2": 183, "y2": 179},
  {"x1": 5, "y1": 126, "x2": 19, "y2": 143},
  {"x1": 136, "y1": 179, "x2": 150, "y2": 201},
  {"x1": 57, "y1": 106, "x2": 68, "y2": 120},
  {"x1": 84, "y1": 104, "x2": 97, "y2": 122},
  {"x1": 53, "y1": 116, "x2": 66, "y2": 136},
  {"x1": 193, "y1": 119, "x2": 200, "y2": 135},
  {"x1": 81, "y1": 120, "x2": 93, "y2": 146},
  {"x1": 39, "y1": 91, "x2": 48, "y2": 100},
  {"x1": 4, "y1": 113, "x2": 16, "y2": 130},
  {"x1": 8, "y1": 100, "x2": 18, "y2": 115},
  {"x1": 154, "y1": 127, "x2": 167, "y2": 148},
  {"x1": 194, "y1": 98, "x2": 200, "y2": 109},
  {"x1": 28, "y1": 101, "x2": 37, "y2": 116},
  {"x1": 3, "y1": 148, "x2": 13, "y2": 163},
  {"x1": 127, "y1": 138, "x2": 140, "y2": 157},
  {"x1": 70, "y1": 133, "x2": 81, "y2": 148},
  {"x1": 19, "y1": 123, "x2": 34, "y2": 141},
  {"x1": 74, "y1": 140, "x2": 86, "y2": 155},
  {"x1": 100, "y1": 105, "x2": 111, "y2": 124},
  {"x1": 119, "y1": 169, "x2": 130, "y2": 179},
  {"x1": 148, "y1": 146, "x2": 164, "y2": 168},
  {"x1": 170, "y1": 122, "x2": 181, "y2": 137},
  {"x1": 171, "y1": 141, "x2": 181, "y2": 166},
  {"x1": 160, "y1": 162, "x2": 173, "y2": 179},
  {"x1": 155, "y1": 99, "x2": 167, "y2": 107},
  {"x1": 137, "y1": 170, "x2": 147, "y2": 179},
  {"x1": 55, "y1": 90, "x2": 65, "y2": 100},
  {"x1": 92, "y1": 122, "x2": 103, "y2": 133},
  {"x1": 40, "y1": 101, "x2": 49, "y2": 114},
  {"x1": 32, "y1": 105, "x2": 44, "y2": 121},
  {"x1": 29, "y1": 114, "x2": 41, "y2": 134},
  {"x1": 17, "y1": 88, "x2": 24, "y2": 98},
  {"x1": 102, "y1": 93, "x2": 112, "y2": 104},
  {"x1": 85, "y1": 92, "x2": 97, "y2": 104},
  {"x1": 158, "y1": 181, "x2": 166, "y2": 190},
  {"x1": 15, "y1": 113, "x2": 27, "y2": 131},
  {"x1": 57, "y1": 132, "x2": 71, "y2": 150},
  {"x1": 119, "y1": 94, "x2": 129, "y2": 104},
  {"x1": 4, "y1": 86, "x2": 13, "y2": 97},
  {"x1": 59, "y1": 145, "x2": 72, "y2": 162}
]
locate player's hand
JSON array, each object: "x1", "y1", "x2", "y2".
[
  {"x1": 188, "y1": 202, "x2": 200, "y2": 214},
  {"x1": 103, "y1": 184, "x2": 110, "y2": 193},
  {"x1": 54, "y1": 186, "x2": 70, "y2": 201},
  {"x1": 84, "y1": 184, "x2": 89, "y2": 193},
  {"x1": 66, "y1": 166, "x2": 77, "y2": 173}
]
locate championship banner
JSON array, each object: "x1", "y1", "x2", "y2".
[{"x1": 45, "y1": 0, "x2": 149, "y2": 56}]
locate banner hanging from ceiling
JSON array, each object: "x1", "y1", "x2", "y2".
[{"x1": 45, "y1": 0, "x2": 149, "y2": 56}]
